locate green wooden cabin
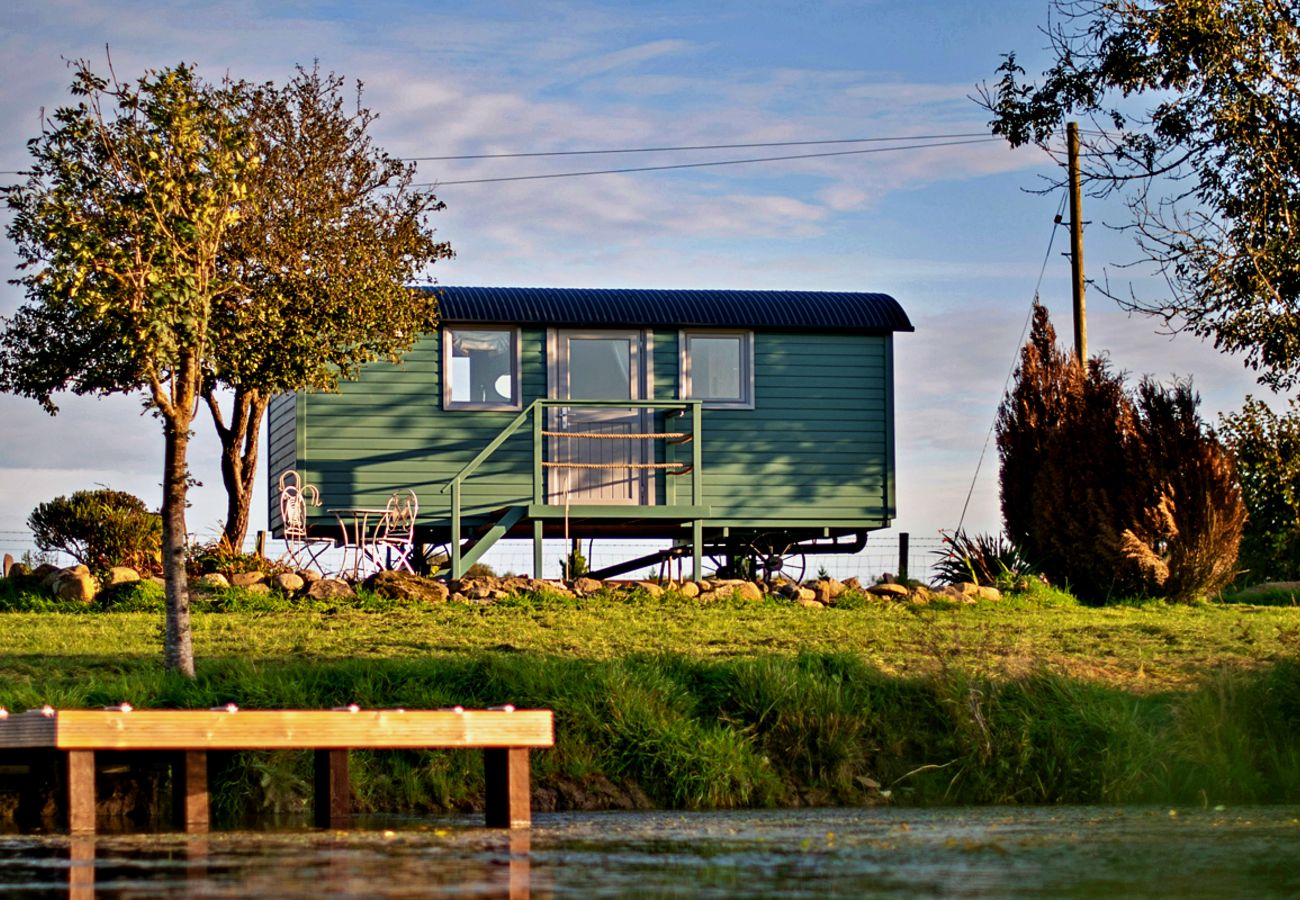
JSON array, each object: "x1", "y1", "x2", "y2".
[{"x1": 267, "y1": 287, "x2": 913, "y2": 579}]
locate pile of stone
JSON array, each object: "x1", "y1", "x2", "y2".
[
  {"x1": 1, "y1": 551, "x2": 1004, "y2": 607},
  {"x1": 1, "y1": 560, "x2": 151, "y2": 603}
]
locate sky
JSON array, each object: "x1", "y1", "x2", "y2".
[{"x1": 0, "y1": 0, "x2": 1275, "y2": 571}]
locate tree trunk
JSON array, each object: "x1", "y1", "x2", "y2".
[
  {"x1": 162, "y1": 415, "x2": 195, "y2": 678},
  {"x1": 212, "y1": 387, "x2": 269, "y2": 552}
]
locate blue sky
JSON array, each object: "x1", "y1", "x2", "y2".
[{"x1": 0, "y1": 1, "x2": 1270, "y2": 568}]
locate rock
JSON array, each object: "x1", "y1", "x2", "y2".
[
  {"x1": 307, "y1": 578, "x2": 355, "y2": 601},
  {"x1": 573, "y1": 577, "x2": 602, "y2": 595},
  {"x1": 843, "y1": 576, "x2": 862, "y2": 591},
  {"x1": 272, "y1": 572, "x2": 306, "y2": 593},
  {"x1": 229, "y1": 571, "x2": 266, "y2": 588},
  {"x1": 795, "y1": 587, "x2": 817, "y2": 603},
  {"x1": 31, "y1": 563, "x2": 60, "y2": 584},
  {"x1": 53, "y1": 568, "x2": 98, "y2": 603},
  {"x1": 246, "y1": 583, "x2": 273, "y2": 596},
  {"x1": 797, "y1": 597, "x2": 825, "y2": 609},
  {"x1": 954, "y1": 581, "x2": 980, "y2": 596},
  {"x1": 976, "y1": 585, "x2": 1002, "y2": 602},
  {"x1": 107, "y1": 566, "x2": 141, "y2": 586},
  {"x1": 817, "y1": 578, "x2": 847, "y2": 601},
  {"x1": 694, "y1": 580, "x2": 711, "y2": 593},
  {"x1": 2, "y1": 553, "x2": 12, "y2": 578},
  {"x1": 298, "y1": 569, "x2": 323, "y2": 584},
  {"x1": 867, "y1": 582, "x2": 910, "y2": 598},
  {"x1": 7, "y1": 562, "x2": 30, "y2": 580},
  {"x1": 677, "y1": 581, "x2": 700, "y2": 599},
  {"x1": 910, "y1": 585, "x2": 933, "y2": 603},
  {"x1": 149, "y1": 575, "x2": 166, "y2": 589},
  {"x1": 733, "y1": 581, "x2": 764, "y2": 602},
  {"x1": 635, "y1": 581, "x2": 664, "y2": 598},
  {"x1": 450, "y1": 592, "x2": 468, "y2": 603},
  {"x1": 697, "y1": 590, "x2": 718, "y2": 603},
  {"x1": 197, "y1": 573, "x2": 231, "y2": 589},
  {"x1": 469, "y1": 586, "x2": 492, "y2": 600}
]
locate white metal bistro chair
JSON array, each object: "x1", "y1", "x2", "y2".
[
  {"x1": 369, "y1": 489, "x2": 419, "y2": 574},
  {"x1": 278, "y1": 470, "x2": 336, "y2": 573}
]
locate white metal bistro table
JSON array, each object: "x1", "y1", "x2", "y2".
[{"x1": 328, "y1": 506, "x2": 390, "y2": 578}]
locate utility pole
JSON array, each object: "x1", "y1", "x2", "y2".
[{"x1": 1067, "y1": 121, "x2": 1087, "y2": 365}]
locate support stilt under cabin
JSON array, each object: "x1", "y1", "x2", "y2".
[{"x1": 267, "y1": 287, "x2": 913, "y2": 579}]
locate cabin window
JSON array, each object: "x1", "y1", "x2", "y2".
[
  {"x1": 680, "y1": 330, "x2": 753, "y2": 409},
  {"x1": 442, "y1": 326, "x2": 521, "y2": 410}
]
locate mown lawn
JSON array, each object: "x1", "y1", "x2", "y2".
[{"x1": 2, "y1": 586, "x2": 1297, "y2": 693}]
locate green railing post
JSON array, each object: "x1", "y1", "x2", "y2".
[
  {"x1": 451, "y1": 481, "x2": 462, "y2": 579},
  {"x1": 532, "y1": 402, "x2": 544, "y2": 505},
  {"x1": 691, "y1": 402, "x2": 703, "y2": 506}
]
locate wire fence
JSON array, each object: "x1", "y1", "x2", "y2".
[{"x1": 3, "y1": 526, "x2": 946, "y2": 585}]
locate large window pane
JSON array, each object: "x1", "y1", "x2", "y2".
[
  {"x1": 683, "y1": 331, "x2": 751, "y2": 407},
  {"x1": 568, "y1": 337, "x2": 631, "y2": 400},
  {"x1": 444, "y1": 327, "x2": 519, "y2": 409}
]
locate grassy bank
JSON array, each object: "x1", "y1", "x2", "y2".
[{"x1": 1, "y1": 585, "x2": 1298, "y2": 816}]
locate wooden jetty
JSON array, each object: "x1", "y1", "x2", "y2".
[{"x1": 0, "y1": 707, "x2": 553, "y2": 833}]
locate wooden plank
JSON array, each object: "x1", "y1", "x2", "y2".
[
  {"x1": 6, "y1": 710, "x2": 553, "y2": 752},
  {"x1": 173, "y1": 750, "x2": 209, "y2": 834},
  {"x1": 484, "y1": 747, "x2": 531, "y2": 829},
  {"x1": 313, "y1": 749, "x2": 351, "y2": 829},
  {"x1": 66, "y1": 750, "x2": 95, "y2": 834}
]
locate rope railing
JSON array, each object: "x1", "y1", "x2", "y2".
[
  {"x1": 542, "y1": 460, "x2": 693, "y2": 472},
  {"x1": 540, "y1": 430, "x2": 690, "y2": 440}
]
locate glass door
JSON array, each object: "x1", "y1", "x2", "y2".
[{"x1": 550, "y1": 330, "x2": 647, "y2": 504}]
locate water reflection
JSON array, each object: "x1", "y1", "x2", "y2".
[{"x1": 0, "y1": 806, "x2": 1297, "y2": 898}]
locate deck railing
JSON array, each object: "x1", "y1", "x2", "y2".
[{"x1": 441, "y1": 399, "x2": 704, "y2": 576}]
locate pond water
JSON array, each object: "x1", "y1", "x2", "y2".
[{"x1": 1, "y1": 805, "x2": 1297, "y2": 898}]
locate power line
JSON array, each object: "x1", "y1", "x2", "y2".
[
  {"x1": 414, "y1": 132, "x2": 993, "y2": 161},
  {"x1": 954, "y1": 188, "x2": 1070, "y2": 537},
  {"x1": 419, "y1": 136, "x2": 1001, "y2": 187},
  {"x1": 1, "y1": 131, "x2": 1002, "y2": 182}
]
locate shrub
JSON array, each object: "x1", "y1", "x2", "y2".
[
  {"x1": 27, "y1": 489, "x2": 162, "y2": 575},
  {"x1": 187, "y1": 540, "x2": 284, "y2": 577},
  {"x1": 997, "y1": 305, "x2": 1244, "y2": 602},
  {"x1": 1219, "y1": 396, "x2": 1300, "y2": 583},
  {"x1": 934, "y1": 531, "x2": 1034, "y2": 589}
]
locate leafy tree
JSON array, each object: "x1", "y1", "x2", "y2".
[
  {"x1": 1, "y1": 61, "x2": 257, "y2": 675},
  {"x1": 997, "y1": 305, "x2": 1243, "y2": 601},
  {"x1": 206, "y1": 66, "x2": 452, "y2": 551},
  {"x1": 28, "y1": 489, "x2": 162, "y2": 575},
  {"x1": 1219, "y1": 397, "x2": 1300, "y2": 582},
  {"x1": 980, "y1": 0, "x2": 1300, "y2": 390}
]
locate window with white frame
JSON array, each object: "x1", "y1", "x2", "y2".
[
  {"x1": 442, "y1": 326, "x2": 521, "y2": 410},
  {"x1": 680, "y1": 330, "x2": 753, "y2": 409}
]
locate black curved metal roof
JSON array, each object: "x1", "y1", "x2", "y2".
[{"x1": 418, "y1": 286, "x2": 913, "y2": 333}]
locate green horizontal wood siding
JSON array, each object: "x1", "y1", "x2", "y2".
[
  {"x1": 696, "y1": 331, "x2": 891, "y2": 526},
  {"x1": 290, "y1": 325, "x2": 898, "y2": 533}
]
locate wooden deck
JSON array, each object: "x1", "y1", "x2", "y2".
[{"x1": 0, "y1": 708, "x2": 553, "y2": 833}]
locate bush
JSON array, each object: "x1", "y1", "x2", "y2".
[
  {"x1": 187, "y1": 540, "x2": 285, "y2": 577},
  {"x1": 934, "y1": 531, "x2": 1034, "y2": 589},
  {"x1": 27, "y1": 489, "x2": 162, "y2": 575},
  {"x1": 997, "y1": 306, "x2": 1244, "y2": 602},
  {"x1": 1219, "y1": 396, "x2": 1300, "y2": 583}
]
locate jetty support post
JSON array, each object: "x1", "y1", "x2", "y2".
[{"x1": 484, "y1": 747, "x2": 532, "y2": 828}]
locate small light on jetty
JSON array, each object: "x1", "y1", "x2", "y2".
[
  {"x1": 0, "y1": 708, "x2": 8, "y2": 720},
  {"x1": 488, "y1": 704, "x2": 515, "y2": 713},
  {"x1": 40, "y1": 705, "x2": 55, "y2": 717},
  {"x1": 102, "y1": 703, "x2": 132, "y2": 712},
  {"x1": 333, "y1": 705, "x2": 361, "y2": 713},
  {"x1": 210, "y1": 704, "x2": 239, "y2": 713},
  {"x1": 438, "y1": 706, "x2": 464, "y2": 714}
]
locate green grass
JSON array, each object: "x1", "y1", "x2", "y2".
[{"x1": 1, "y1": 583, "x2": 1298, "y2": 816}]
